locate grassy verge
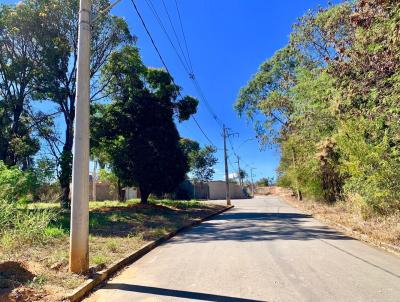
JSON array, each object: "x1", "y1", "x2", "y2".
[
  {"x1": 0, "y1": 199, "x2": 224, "y2": 302},
  {"x1": 274, "y1": 188, "x2": 400, "y2": 252}
]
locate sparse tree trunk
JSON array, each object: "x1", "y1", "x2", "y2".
[
  {"x1": 117, "y1": 179, "x2": 125, "y2": 202},
  {"x1": 140, "y1": 186, "x2": 150, "y2": 204},
  {"x1": 59, "y1": 119, "x2": 74, "y2": 208},
  {"x1": 291, "y1": 147, "x2": 303, "y2": 201},
  {"x1": 92, "y1": 160, "x2": 97, "y2": 201},
  {"x1": 59, "y1": 95, "x2": 75, "y2": 209}
]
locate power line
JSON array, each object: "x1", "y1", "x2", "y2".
[
  {"x1": 142, "y1": 0, "x2": 192, "y2": 75},
  {"x1": 131, "y1": 0, "x2": 256, "y2": 182},
  {"x1": 129, "y1": 0, "x2": 217, "y2": 148},
  {"x1": 142, "y1": 0, "x2": 223, "y2": 128},
  {"x1": 192, "y1": 116, "x2": 216, "y2": 147},
  {"x1": 227, "y1": 133, "x2": 253, "y2": 170},
  {"x1": 168, "y1": 2, "x2": 224, "y2": 126},
  {"x1": 130, "y1": 0, "x2": 173, "y2": 78},
  {"x1": 160, "y1": 0, "x2": 193, "y2": 74},
  {"x1": 174, "y1": 0, "x2": 194, "y2": 73},
  {"x1": 192, "y1": 78, "x2": 223, "y2": 127}
]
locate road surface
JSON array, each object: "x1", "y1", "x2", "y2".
[{"x1": 86, "y1": 196, "x2": 400, "y2": 302}]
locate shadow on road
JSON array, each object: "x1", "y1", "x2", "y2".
[
  {"x1": 104, "y1": 284, "x2": 265, "y2": 302},
  {"x1": 171, "y1": 210, "x2": 351, "y2": 243}
]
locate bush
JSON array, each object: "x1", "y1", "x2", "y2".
[
  {"x1": 0, "y1": 161, "x2": 36, "y2": 204},
  {"x1": 35, "y1": 183, "x2": 62, "y2": 203},
  {"x1": 0, "y1": 198, "x2": 58, "y2": 251},
  {"x1": 173, "y1": 180, "x2": 193, "y2": 200},
  {"x1": 336, "y1": 120, "x2": 400, "y2": 213}
]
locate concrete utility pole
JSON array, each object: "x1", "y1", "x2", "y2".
[
  {"x1": 69, "y1": 0, "x2": 91, "y2": 274},
  {"x1": 235, "y1": 155, "x2": 242, "y2": 186},
  {"x1": 250, "y1": 167, "x2": 256, "y2": 197},
  {"x1": 223, "y1": 125, "x2": 231, "y2": 206}
]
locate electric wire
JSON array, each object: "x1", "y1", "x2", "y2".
[
  {"x1": 129, "y1": 0, "x2": 217, "y2": 148},
  {"x1": 144, "y1": 0, "x2": 224, "y2": 128},
  {"x1": 131, "y1": 0, "x2": 251, "y2": 173},
  {"x1": 142, "y1": 0, "x2": 192, "y2": 75},
  {"x1": 173, "y1": 0, "x2": 194, "y2": 73},
  {"x1": 192, "y1": 116, "x2": 216, "y2": 147},
  {"x1": 160, "y1": 0, "x2": 193, "y2": 74},
  {"x1": 145, "y1": 0, "x2": 257, "y2": 182}
]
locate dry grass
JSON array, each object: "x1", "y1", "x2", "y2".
[
  {"x1": 274, "y1": 188, "x2": 400, "y2": 252},
  {"x1": 0, "y1": 199, "x2": 224, "y2": 302}
]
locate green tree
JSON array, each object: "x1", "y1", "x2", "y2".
[
  {"x1": 179, "y1": 138, "x2": 217, "y2": 183},
  {"x1": 0, "y1": 2, "x2": 57, "y2": 168},
  {"x1": 0, "y1": 161, "x2": 37, "y2": 204},
  {"x1": 179, "y1": 138, "x2": 200, "y2": 163},
  {"x1": 329, "y1": 0, "x2": 400, "y2": 212},
  {"x1": 33, "y1": 0, "x2": 134, "y2": 208},
  {"x1": 235, "y1": 3, "x2": 352, "y2": 203},
  {"x1": 97, "y1": 168, "x2": 125, "y2": 201},
  {"x1": 92, "y1": 45, "x2": 198, "y2": 204},
  {"x1": 236, "y1": 0, "x2": 400, "y2": 212},
  {"x1": 191, "y1": 146, "x2": 218, "y2": 183}
]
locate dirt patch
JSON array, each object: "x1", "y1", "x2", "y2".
[
  {"x1": 1, "y1": 286, "x2": 45, "y2": 302},
  {"x1": 0, "y1": 261, "x2": 40, "y2": 302},
  {"x1": 0, "y1": 261, "x2": 35, "y2": 286},
  {"x1": 0, "y1": 200, "x2": 224, "y2": 301}
]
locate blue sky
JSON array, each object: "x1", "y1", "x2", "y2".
[
  {"x1": 2, "y1": 0, "x2": 340, "y2": 182},
  {"x1": 112, "y1": 0, "x2": 339, "y2": 181}
]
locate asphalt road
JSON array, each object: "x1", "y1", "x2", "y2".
[{"x1": 86, "y1": 196, "x2": 400, "y2": 302}]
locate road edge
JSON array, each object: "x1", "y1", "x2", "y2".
[
  {"x1": 274, "y1": 194, "x2": 400, "y2": 257},
  {"x1": 64, "y1": 204, "x2": 234, "y2": 302}
]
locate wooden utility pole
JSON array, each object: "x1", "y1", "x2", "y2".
[
  {"x1": 223, "y1": 125, "x2": 231, "y2": 206},
  {"x1": 69, "y1": 0, "x2": 91, "y2": 274}
]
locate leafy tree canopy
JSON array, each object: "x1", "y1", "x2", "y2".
[
  {"x1": 235, "y1": 0, "x2": 400, "y2": 212},
  {"x1": 92, "y1": 45, "x2": 198, "y2": 204}
]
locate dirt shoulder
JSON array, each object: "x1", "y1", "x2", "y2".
[
  {"x1": 0, "y1": 200, "x2": 225, "y2": 302},
  {"x1": 265, "y1": 187, "x2": 400, "y2": 255}
]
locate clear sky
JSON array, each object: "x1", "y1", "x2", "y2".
[
  {"x1": 2, "y1": 0, "x2": 339, "y2": 182},
  {"x1": 111, "y1": 0, "x2": 339, "y2": 181}
]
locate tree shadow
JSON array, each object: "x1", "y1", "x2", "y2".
[
  {"x1": 170, "y1": 210, "x2": 351, "y2": 243},
  {"x1": 104, "y1": 283, "x2": 265, "y2": 302},
  {"x1": 0, "y1": 261, "x2": 35, "y2": 299},
  {"x1": 47, "y1": 205, "x2": 218, "y2": 240}
]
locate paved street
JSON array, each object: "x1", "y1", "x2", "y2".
[{"x1": 86, "y1": 196, "x2": 400, "y2": 302}]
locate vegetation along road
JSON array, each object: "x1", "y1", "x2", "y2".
[{"x1": 86, "y1": 196, "x2": 400, "y2": 302}]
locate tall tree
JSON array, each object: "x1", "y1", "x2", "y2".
[
  {"x1": 92, "y1": 45, "x2": 198, "y2": 204},
  {"x1": 0, "y1": 2, "x2": 58, "y2": 168},
  {"x1": 190, "y1": 146, "x2": 218, "y2": 183},
  {"x1": 329, "y1": 0, "x2": 400, "y2": 211},
  {"x1": 35, "y1": 0, "x2": 134, "y2": 207},
  {"x1": 179, "y1": 138, "x2": 218, "y2": 183},
  {"x1": 235, "y1": 3, "x2": 352, "y2": 202}
]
